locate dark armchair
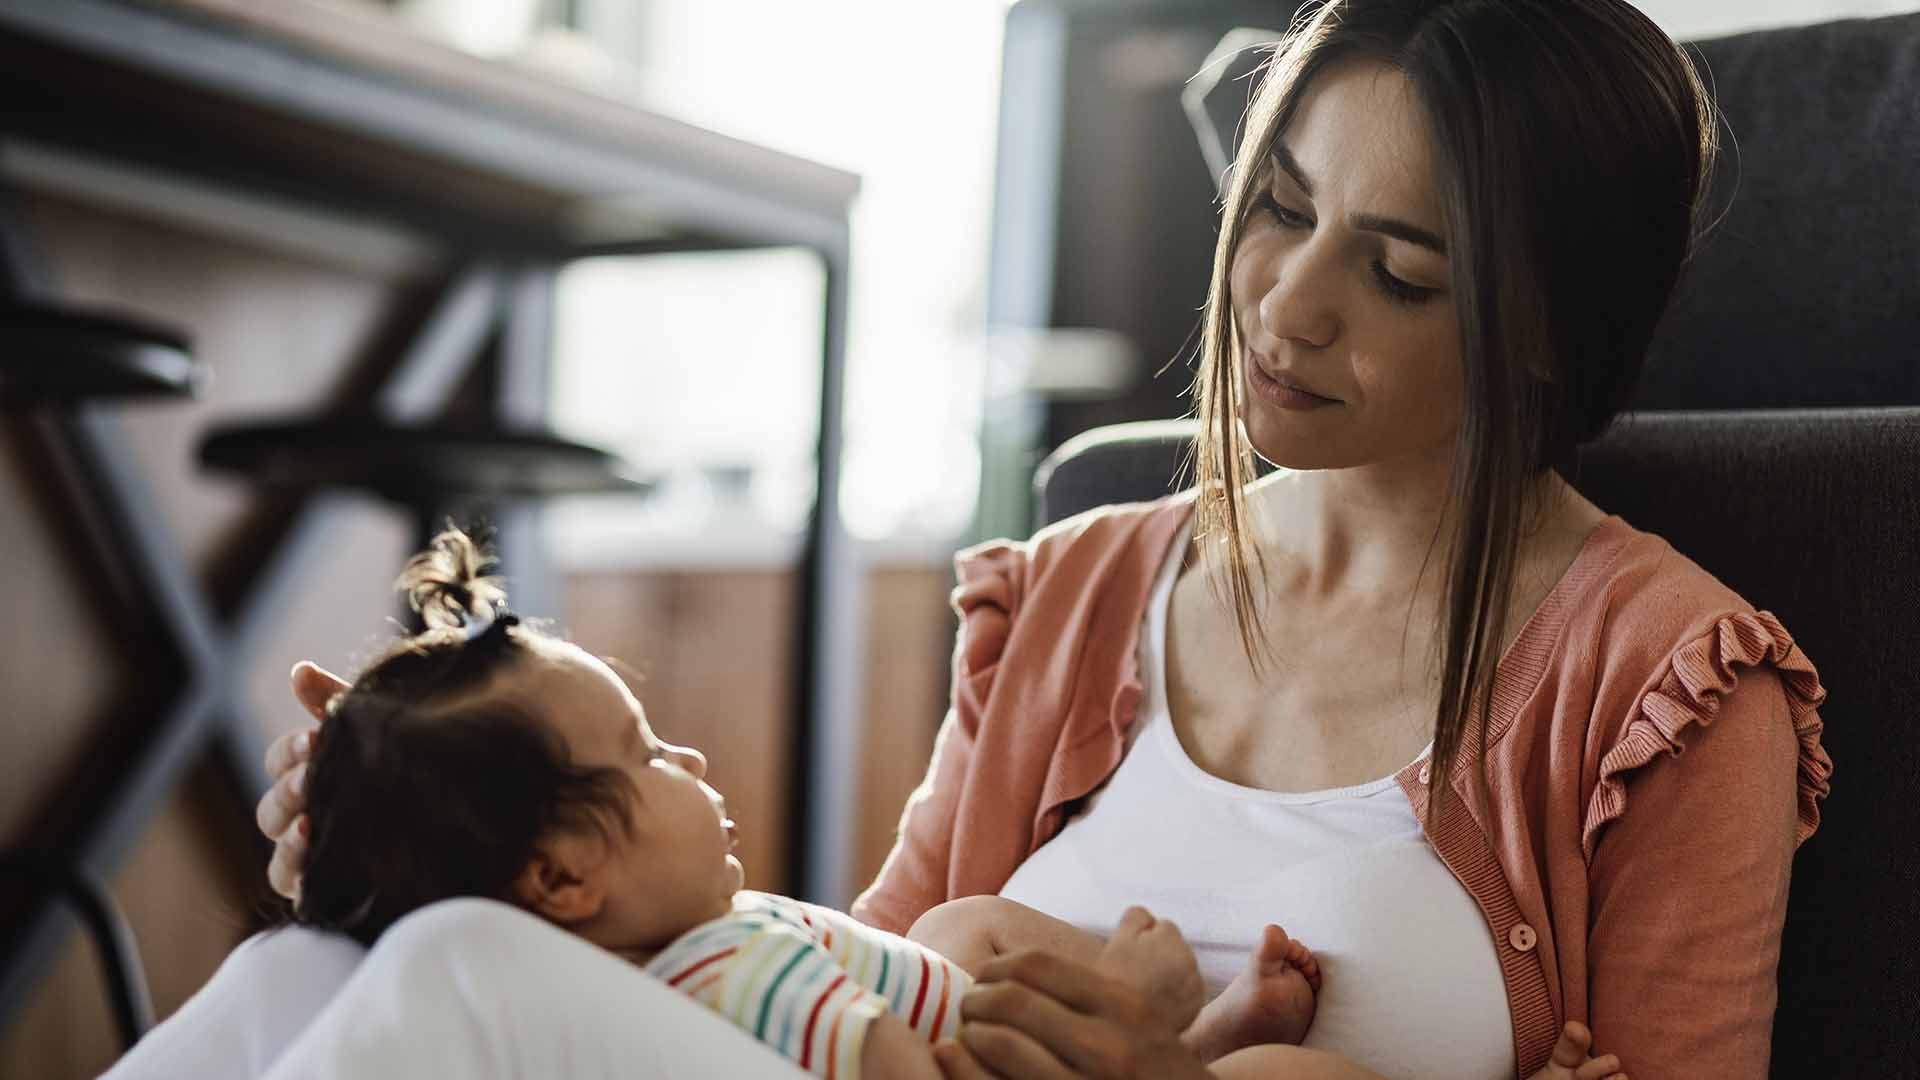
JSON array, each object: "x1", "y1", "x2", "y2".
[{"x1": 1034, "y1": 11, "x2": 1920, "y2": 1078}]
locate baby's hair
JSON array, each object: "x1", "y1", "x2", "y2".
[
  {"x1": 293, "y1": 526, "x2": 634, "y2": 946},
  {"x1": 399, "y1": 524, "x2": 508, "y2": 632}
]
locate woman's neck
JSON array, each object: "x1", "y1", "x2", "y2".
[{"x1": 1232, "y1": 462, "x2": 1586, "y2": 610}]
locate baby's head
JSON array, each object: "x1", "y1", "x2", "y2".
[{"x1": 295, "y1": 527, "x2": 743, "y2": 953}]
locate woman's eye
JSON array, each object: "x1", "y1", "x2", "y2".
[
  {"x1": 1252, "y1": 192, "x2": 1311, "y2": 230},
  {"x1": 1249, "y1": 190, "x2": 1438, "y2": 307},
  {"x1": 1371, "y1": 261, "x2": 1439, "y2": 306}
]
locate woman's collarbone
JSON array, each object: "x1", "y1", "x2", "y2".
[{"x1": 1165, "y1": 677, "x2": 1436, "y2": 793}]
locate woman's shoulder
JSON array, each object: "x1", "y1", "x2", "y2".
[
  {"x1": 1565, "y1": 516, "x2": 1811, "y2": 677},
  {"x1": 951, "y1": 488, "x2": 1197, "y2": 596},
  {"x1": 1576, "y1": 517, "x2": 1749, "y2": 639},
  {"x1": 1556, "y1": 516, "x2": 1825, "y2": 711},
  {"x1": 941, "y1": 492, "x2": 1195, "y2": 688},
  {"x1": 1511, "y1": 514, "x2": 1786, "y2": 740}
]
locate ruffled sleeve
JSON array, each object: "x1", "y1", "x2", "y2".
[
  {"x1": 948, "y1": 542, "x2": 1025, "y2": 732},
  {"x1": 1582, "y1": 609, "x2": 1832, "y2": 863},
  {"x1": 1580, "y1": 608, "x2": 1833, "y2": 1077}
]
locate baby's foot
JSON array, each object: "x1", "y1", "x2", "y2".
[
  {"x1": 1182, "y1": 924, "x2": 1322, "y2": 1064},
  {"x1": 1526, "y1": 1021, "x2": 1627, "y2": 1080}
]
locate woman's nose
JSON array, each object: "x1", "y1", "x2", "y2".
[
  {"x1": 1254, "y1": 248, "x2": 1339, "y2": 350},
  {"x1": 667, "y1": 743, "x2": 708, "y2": 779}
]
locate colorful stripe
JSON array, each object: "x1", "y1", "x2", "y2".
[
  {"x1": 686, "y1": 969, "x2": 724, "y2": 998},
  {"x1": 645, "y1": 891, "x2": 974, "y2": 1077},
  {"x1": 907, "y1": 953, "x2": 932, "y2": 1029},
  {"x1": 666, "y1": 946, "x2": 736, "y2": 987},
  {"x1": 755, "y1": 945, "x2": 815, "y2": 1039},
  {"x1": 726, "y1": 930, "x2": 791, "y2": 1023},
  {"x1": 824, "y1": 994, "x2": 849, "y2": 1080},
  {"x1": 799, "y1": 972, "x2": 847, "y2": 1070},
  {"x1": 927, "y1": 964, "x2": 952, "y2": 1042}
]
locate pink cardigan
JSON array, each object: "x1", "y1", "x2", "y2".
[{"x1": 851, "y1": 492, "x2": 1832, "y2": 1079}]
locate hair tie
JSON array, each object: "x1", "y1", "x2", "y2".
[{"x1": 462, "y1": 610, "x2": 519, "y2": 643}]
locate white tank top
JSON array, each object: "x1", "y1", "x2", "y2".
[{"x1": 998, "y1": 522, "x2": 1516, "y2": 1079}]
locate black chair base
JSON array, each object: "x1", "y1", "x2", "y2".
[
  {"x1": 0, "y1": 852, "x2": 154, "y2": 1050},
  {"x1": 199, "y1": 418, "x2": 653, "y2": 506},
  {"x1": 1, "y1": 303, "x2": 200, "y2": 403}
]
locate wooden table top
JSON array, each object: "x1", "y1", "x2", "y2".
[{"x1": 0, "y1": 0, "x2": 859, "y2": 252}]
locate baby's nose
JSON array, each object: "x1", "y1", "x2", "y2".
[{"x1": 668, "y1": 743, "x2": 708, "y2": 779}]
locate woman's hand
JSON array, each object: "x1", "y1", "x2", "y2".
[
  {"x1": 934, "y1": 945, "x2": 1212, "y2": 1080},
  {"x1": 256, "y1": 661, "x2": 349, "y2": 900}
]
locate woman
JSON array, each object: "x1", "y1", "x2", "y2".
[{"x1": 254, "y1": 1, "x2": 1830, "y2": 1076}]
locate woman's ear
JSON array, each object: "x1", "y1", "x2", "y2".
[{"x1": 513, "y1": 832, "x2": 610, "y2": 924}]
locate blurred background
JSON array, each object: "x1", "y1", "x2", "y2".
[{"x1": 0, "y1": 0, "x2": 1913, "y2": 1074}]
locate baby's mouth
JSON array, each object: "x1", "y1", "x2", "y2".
[{"x1": 722, "y1": 818, "x2": 739, "y2": 851}]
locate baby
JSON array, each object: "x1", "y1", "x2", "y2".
[{"x1": 291, "y1": 528, "x2": 1626, "y2": 1080}]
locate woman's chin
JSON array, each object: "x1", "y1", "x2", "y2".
[
  {"x1": 1242, "y1": 412, "x2": 1322, "y2": 470},
  {"x1": 1244, "y1": 430, "x2": 1335, "y2": 472}
]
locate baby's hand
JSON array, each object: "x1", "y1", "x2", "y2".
[
  {"x1": 1095, "y1": 906, "x2": 1206, "y2": 1031},
  {"x1": 1526, "y1": 1021, "x2": 1626, "y2": 1080}
]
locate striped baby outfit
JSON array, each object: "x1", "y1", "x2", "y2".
[{"x1": 645, "y1": 890, "x2": 971, "y2": 1078}]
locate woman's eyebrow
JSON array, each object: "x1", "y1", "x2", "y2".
[
  {"x1": 1352, "y1": 213, "x2": 1447, "y2": 256},
  {"x1": 1270, "y1": 143, "x2": 1448, "y2": 256},
  {"x1": 1271, "y1": 142, "x2": 1317, "y2": 197}
]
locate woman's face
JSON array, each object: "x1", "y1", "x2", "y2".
[{"x1": 1230, "y1": 59, "x2": 1462, "y2": 473}]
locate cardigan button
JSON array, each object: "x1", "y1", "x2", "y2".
[
  {"x1": 1508, "y1": 924, "x2": 1538, "y2": 953},
  {"x1": 1417, "y1": 762, "x2": 1431, "y2": 785}
]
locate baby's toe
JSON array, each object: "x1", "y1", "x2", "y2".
[
  {"x1": 1283, "y1": 939, "x2": 1314, "y2": 969},
  {"x1": 1290, "y1": 946, "x2": 1322, "y2": 990},
  {"x1": 1253, "y1": 924, "x2": 1294, "y2": 969}
]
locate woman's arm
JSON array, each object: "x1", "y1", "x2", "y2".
[
  {"x1": 262, "y1": 898, "x2": 811, "y2": 1079},
  {"x1": 1586, "y1": 667, "x2": 1801, "y2": 1078},
  {"x1": 932, "y1": 948, "x2": 1392, "y2": 1080}
]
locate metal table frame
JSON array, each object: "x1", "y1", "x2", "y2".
[{"x1": 0, "y1": 0, "x2": 866, "y2": 1028}]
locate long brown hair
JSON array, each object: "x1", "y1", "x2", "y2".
[{"x1": 1190, "y1": 0, "x2": 1718, "y2": 829}]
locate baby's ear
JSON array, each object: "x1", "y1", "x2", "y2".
[{"x1": 513, "y1": 833, "x2": 608, "y2": 924}]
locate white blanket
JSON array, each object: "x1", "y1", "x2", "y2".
[{"x1": 102, "y1": 900, "x2": 812, "y2": 1079}]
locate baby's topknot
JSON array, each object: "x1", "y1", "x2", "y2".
[{"x1": 394, "y1": 526, "x2": 508, "y2": 632}]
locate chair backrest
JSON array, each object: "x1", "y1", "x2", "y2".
[
  {"x1": 1641, "y1": 14, "x2": 1920, "y2": 409},
  {"x1": 1032, "y1": 409, "x2": 1920, "y2": 1078}
]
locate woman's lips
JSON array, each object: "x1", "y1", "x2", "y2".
[{"x1": 1246, "y1": 352, "x2": 1341, "y2": 409}]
